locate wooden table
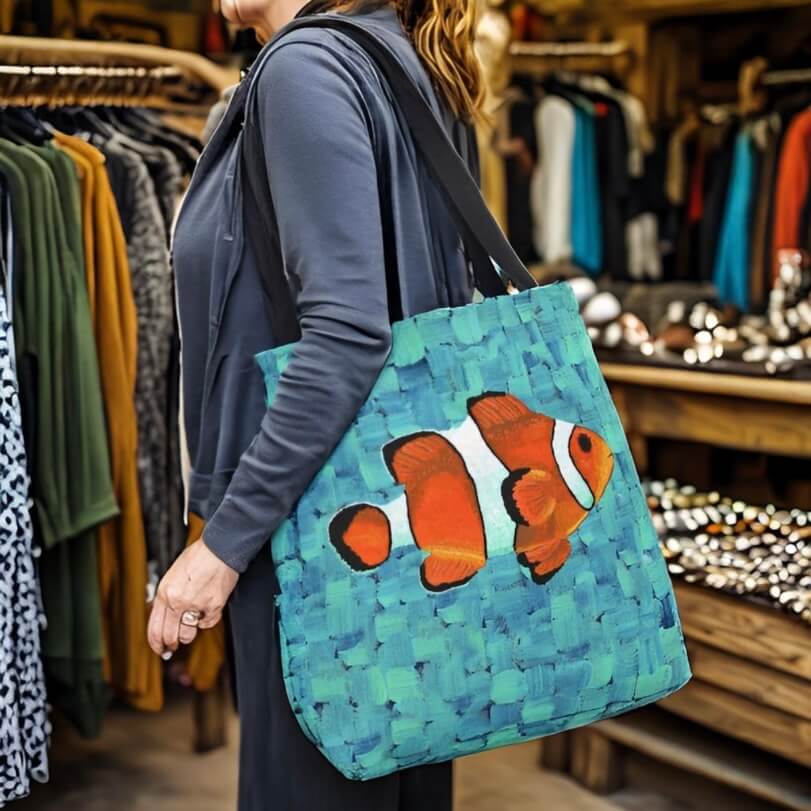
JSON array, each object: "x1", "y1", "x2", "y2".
[{"x1": 540, "y1": 364, "x2": 811, "y2": 809}]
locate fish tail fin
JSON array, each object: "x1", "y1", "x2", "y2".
[
  {"x1": 329, "y1": 504, "x2": 391, "y2": 571},
  {"x1": 502, "y1": 468, "x2": 554, "y2": 526},
  {"x1": 515, "y1": 527, "x2": 571, "y2": 585},
  {"x1": 421, "y1": 552, "x2": 483, "y2": 592},
  {"x1": 467, "y1": 392, "x2": 532, "y2": 433}
]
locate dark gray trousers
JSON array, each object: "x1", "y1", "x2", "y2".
[{"x1": 229, "y1": 546, "x2": 454, "y2": 811}]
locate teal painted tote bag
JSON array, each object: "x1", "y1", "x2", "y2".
[{"x1": 246, "y1": 17, "x2": 690, "y2": 782}]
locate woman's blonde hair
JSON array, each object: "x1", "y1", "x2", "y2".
[{"x1": 300, "y1": 0, "x2": 485, "y2": 122}]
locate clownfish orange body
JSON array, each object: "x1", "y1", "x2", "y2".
[{"x1": 329, "y1": 392, "x2": 614, "y2": 590}]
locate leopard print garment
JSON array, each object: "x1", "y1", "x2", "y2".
[{"x1": 0, "y1": 288, "x2": 49, "y2": 805}]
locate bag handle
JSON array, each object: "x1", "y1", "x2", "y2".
[{"x1": 280, "y1": 15, "x2": 538, "y2": 295}]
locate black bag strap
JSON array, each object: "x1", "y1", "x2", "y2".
[{"x1": 241, "y1": 13, "x2": 538, "y2": 344}]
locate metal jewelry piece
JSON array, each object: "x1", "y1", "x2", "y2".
[{"x1": 180, "y1": 610, "x2": 202, "y2": 628}]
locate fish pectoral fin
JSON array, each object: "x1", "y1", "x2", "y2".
[
  {"x1": 515, "y1": 528, "x2": 571, "y2": 585},
  {"x1": 502, "y1": 468, "x2": 555, "y2": 526}
]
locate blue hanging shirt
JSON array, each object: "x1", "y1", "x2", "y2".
[
  {"x1": 571, "y1": 105, "x2": 603, "y2": 275},
  {"x1": 713, "y1": 130, "x2": 755, "y2": 312}
]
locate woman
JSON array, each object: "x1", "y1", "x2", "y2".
[{"x1": 148, "y1": 0, "x2": 484, "y2": 807}]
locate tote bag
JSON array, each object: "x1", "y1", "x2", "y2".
[{"x1": 242, "y1": 16, "x2": 691, "y2": 781}]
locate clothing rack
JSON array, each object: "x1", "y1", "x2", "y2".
[
  {"x1": 0, "y1": 35, "x2": 235, "y2": 109},
  {"x1": 0, "y1": 33, "x2": 234, "y2": 757},
  {"x1": 509, "y1": 40, "x2": 635, "y2": 79},
  {"x1": 0, "y1": 63, "x2": 187, "y2": 109}
]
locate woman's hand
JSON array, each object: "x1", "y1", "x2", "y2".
[{"x1": 147, "y1": 539, "x2": 239, "y2": 659}]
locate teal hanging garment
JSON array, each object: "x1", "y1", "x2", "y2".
[{"x1": 571, "y1": 105, "x2": 603, "y2": 275}]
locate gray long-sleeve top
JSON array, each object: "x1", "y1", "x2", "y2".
[{"x1": 172, "y1": 8, "x2": 477, "y2": 573}]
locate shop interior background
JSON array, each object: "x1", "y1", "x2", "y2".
[{"x1": 0, "y1": 0, "x2": 809, "y2": 809}]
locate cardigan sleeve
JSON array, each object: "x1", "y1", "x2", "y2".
[{"x1": 203, "y1": 39, "x2": 392, "y2": 573}]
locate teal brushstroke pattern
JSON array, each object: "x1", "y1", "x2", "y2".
[{"x1": 256, "y1": 282, "x2": 691, "y2": 780}]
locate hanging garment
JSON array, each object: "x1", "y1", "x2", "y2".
[
  {"x1": 0, "y1": 141, "x2": 70, "y2": 549},
  {"x1": 1, "y1": 177, "x2": 13, "y2": 316},
  {"x1": 713, "y1": 130, "x2": 756, "y2": 312},
  {"x1": 505, "y1": 89, "x2": 538, "y2": 262},
  {"x1": 52, "y1": 132, "x2": 162, "y2": 713},
  {"x1": 571, "y1": 104, "x2": 602, "y2": 274},
  {"x1": 772, "y1": 107, "x2": 811, "y2": 283},
  {"x1": 566, "y1": 74, "x2": 653, "y2": 179},
  {"x1": 591, "y1": 97, "x2": 630, "y2": 280},
  {"x1": 123, "y1": 109, "x2": 201, "y2": 176},
  {"x1": 626, "y1": 213, "x2": 662, "y2": 282},
  {"x1": 0, "y1": 283, "x2": 49, "y2": 806},
  {"x1": 185, "y1": 514, "x2": 226, "y2": 693},
  {"x1": 687, "y1": 139, "x2": 706, "y2": 226},
  {"x1": 97, "y1": 137, "x2": 177, "y2": 576},
  {"x1": 26, "y1": 141, "x2": 116, "y2": 737},
  {"x1": 26, "y1": 142, "x2": 118, "y2": 537},
  {"x1": 699, "y1": 123, "x2": 737, "y2": 284},
  {"x1": 530, "y1": 95, "x2": 574, "y2": 263},
  {"x1": 104, "y1": 133, "x2": 183, "y2": 237},
  {"x1": 666, "y1": 119, "x2": 698, "y2": 206},
  {"x1": 749, "y1": 115, "x2": 781, "y2": 313}
]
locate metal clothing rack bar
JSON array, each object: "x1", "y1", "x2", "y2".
[
  {"x1": 508, "y1": 40, "x2": 635, "y2": 80},
  {"x1": 0, "y1": 64, "x2": 182, "y2": 79},
  {"x1": 510, "y1": 40, "x2": 631, "y2": 58},
  {"x1": 0, "y1": 35, "x2": 236, "y2": 93},
  {"x1": 761, "y1": 67, "x2": 811, "y2": 86}
]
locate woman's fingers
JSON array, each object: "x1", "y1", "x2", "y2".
[
  {"x1": 147, "y1": 541, "x2": 239, "y2": 658},
  {"x1": 148, "y1": 597, "x2": 167, "y2": 656},
  {"x1": 198, "y1": 611, "x2": 222, "y2": 631},
  {"x1": 179, "y1": 621, "x2": 199, "y2": 646},
  {"x1": 161, "y1": 602, "x2": 184, "y2": 655}
]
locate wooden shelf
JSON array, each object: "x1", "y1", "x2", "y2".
[
  {"x1": 601, "y1": 364, "x2": 811, "y2": 406},
  {"x1": 604, "y1": 364, "x2": 811, "y2": 463},
  {"x1": 525, "y1": 0, "x2": 811, "y2": 18},
  {"x1": 660, "y1": 681, "x2": 811, "y2": 768},
  {"x1": 591, "y1": 707, "x2": 811, "y2": 811},
  {"x1": 674, "y1": 584, "x2": 811, "y2": 681}
]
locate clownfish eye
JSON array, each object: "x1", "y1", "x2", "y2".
[{"x1": 578, "y1": 433, "x2": 592, "y2": 453}]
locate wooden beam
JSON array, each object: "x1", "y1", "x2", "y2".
[
  {"x1": 193, "y1": 673, "x2": 229, "y2": 754},
  {"x1": 596, "y1": 708, "x2": 811, "y2": 811},
  {"x1": 602, "y1": 364, "x2": 811, "y2": 406},
  {"x1": 661, "y1": 680, "x2": 811, "y2": 768},
  {"x1": 612, "y1": 0, "x2": 811, "y2": 15},
  {"x1": 674, "y1": 584, "x2": 811, "y2": 681},
  {"x1": 570, "y1": 728, "x2": 625, "y2": 794},
  {"x1": 539, "y1": 732, "x2": 572, "y2": 772},
  {"x1": 566, "y1": 0, "x2": 811, "y2": 19},
  {"x1": 686, "y1": 639, "x2": 811, "y2": 722}
]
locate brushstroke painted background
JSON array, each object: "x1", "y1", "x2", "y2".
[{"x1": 256, "y1": 282, "x2": 691, "y2": 781}]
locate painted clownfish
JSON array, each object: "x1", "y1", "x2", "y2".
[{"x1": 329, "y1": 392, "x2": 614, "y2": 592}]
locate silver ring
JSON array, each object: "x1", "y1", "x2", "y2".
[{"x1": 180, "y1": 610, "x2": 201, "y2": 628}]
